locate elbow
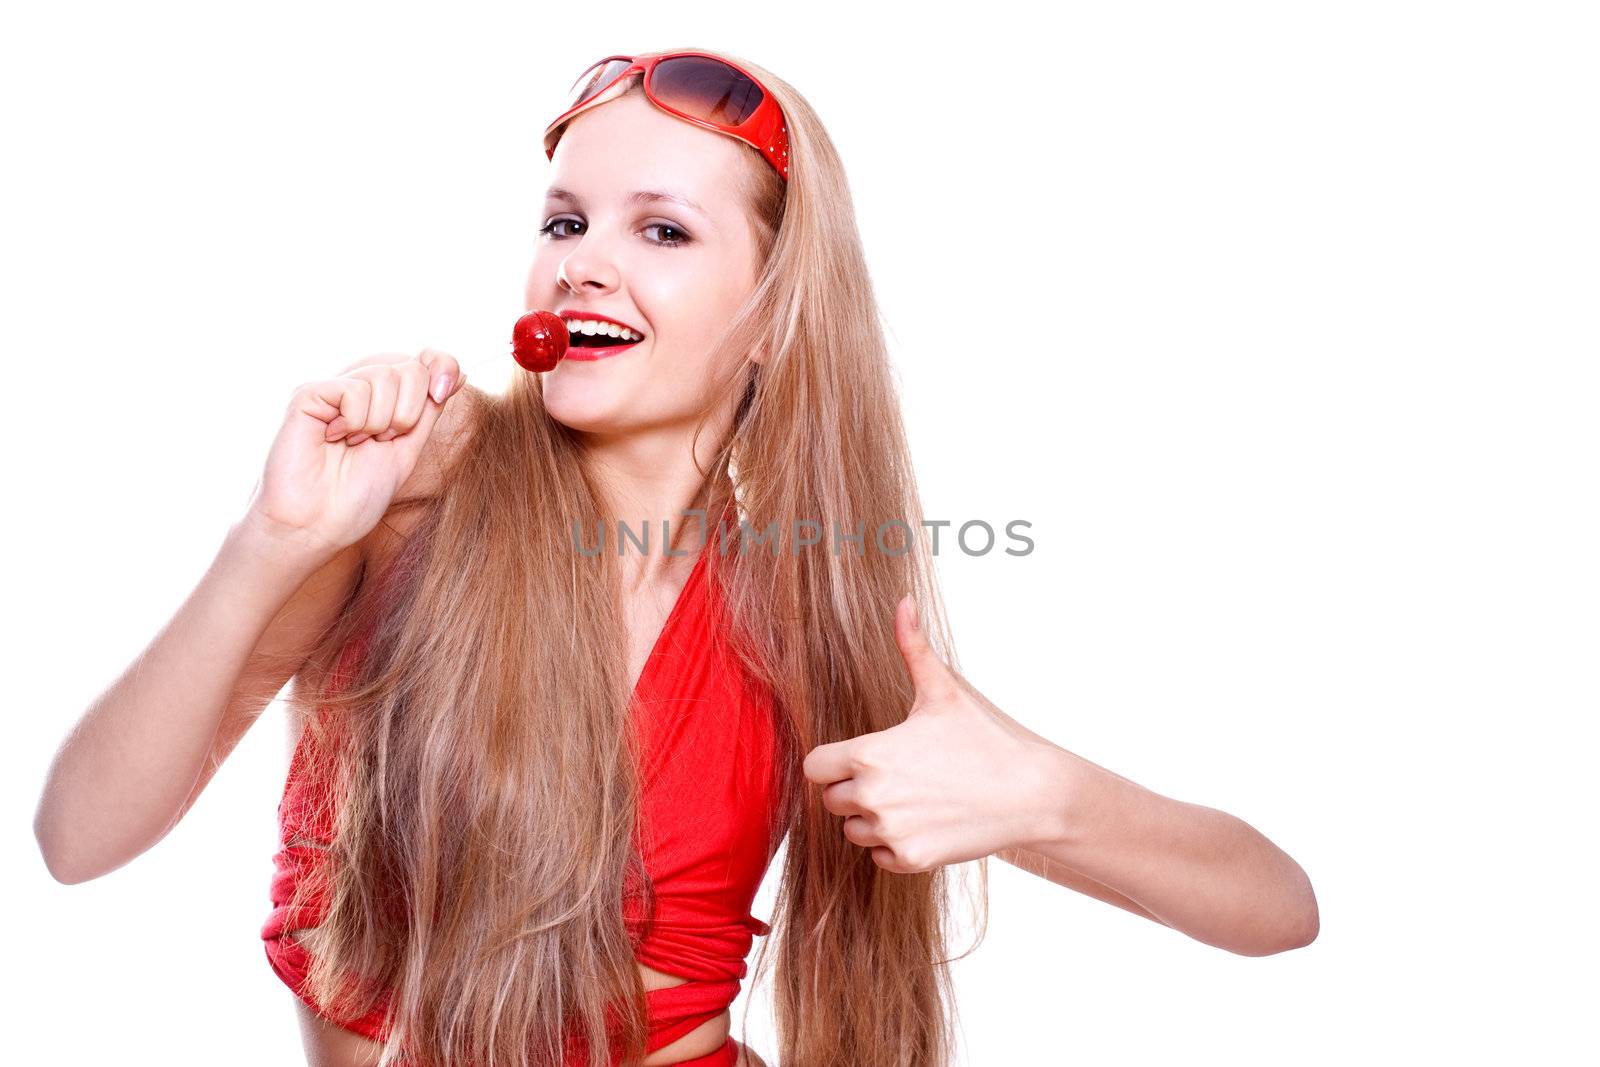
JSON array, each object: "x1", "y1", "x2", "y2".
[
  {"x1": 1292, "y1": 898, "x2": 1320, "y2": 949},
  {"x1": 1260, "y1": 889, "x2": 1321, "y2": 956},
  {"x1": 1228, "y1": 886, "x2": 1319, "y2": 957},
  {"x1": 42, "y1": 856, "x2": 93, "y2": 886},
  {"x1": 34, "y1": 807, "x2": 99, "y2": 886},
  {"x1": 1272, "y1": 907, "x2": 1319, "y2": 954},
  {"x1": 35, "y1": 789, "x2": 169, "y2": 885},
  {"x1": 1229, "y1": 919, "x2": 1317, "y2": 958},
  {"x1": 1289, "y1": 872, "x2": 1321, "y2": 949},
  {"x1": 1297, "y1": 890, "x2": 1320, "y2": 946},
  {"x1": 1268, "y1": 863, "x2": 1320, "y2": 954},
  {"x1": 36, "y1": 837, "x2": 78, "y2": 886},
  {"x1": 38, "y1": 839, "x2": 103, "y2": 886},
  {"x1": 35, "y1": 824, "x2": 78, "y2": 886}
]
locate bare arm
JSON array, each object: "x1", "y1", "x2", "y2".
[
  {"x1": 1010, "y1": 745, "x2": 1320, "y2": 956},
  {"x1": 992, "y1": 844, "x2": 1170, "y2": 927},
  {"x1": 33, "y1": 351, "x2": 468, "y2": 886},
  {"x1": 32, "y1": 515, "x2": 361, "y2": 884}
]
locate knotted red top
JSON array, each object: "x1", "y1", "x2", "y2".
[{"x1": 260, "y1": 509, "x2": 788, "y2": 1063}]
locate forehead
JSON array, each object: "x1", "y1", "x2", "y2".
[{"x1": 545, "y1": 92, "x2": 747, "y2": 222}]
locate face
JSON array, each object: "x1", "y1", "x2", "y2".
[{"x1": 526, "y1": 87, "x2": 764, "y2": 439}]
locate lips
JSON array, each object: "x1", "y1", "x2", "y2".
[
  {"x1": 554, "y1": 310, "x2": 646, "y2": 362},
  {"x1": 562, "y1": 336, "x2": 642, "y2": 362}
]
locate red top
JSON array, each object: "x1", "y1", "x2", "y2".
[{"x1": 260, "y1": 515, "x2": 787, "y2": 1063}]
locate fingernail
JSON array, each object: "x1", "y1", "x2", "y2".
[
  {"x1": 347, "y1": 433, "x2": 370, "y2": 445},
  {"x1": 431, "y1": 374, "x2": 451, "y2": 403}
]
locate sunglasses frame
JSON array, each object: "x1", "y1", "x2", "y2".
[{"x1": 542, "y1": 51, "x2": 790, "y2": 182}]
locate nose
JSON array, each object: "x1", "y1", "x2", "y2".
[{"x1": 555, "y1": 239, "x2": 620, "y2": 296}]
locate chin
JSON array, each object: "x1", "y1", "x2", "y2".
[
  {"x1": 545, "y1": 405, "x2": 625, "y2": 436},
  {"x1": 541, "y1": 392, "x2": 633, "y2": 437}
]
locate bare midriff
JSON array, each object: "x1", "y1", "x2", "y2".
[{"x1": 285, "y1": 926, "x2": 730, "y2": 1067}]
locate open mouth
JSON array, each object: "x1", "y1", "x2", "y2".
[
  {"x1": 557, "y1": 315, "x2": 645, "y2": 361},
  {"x1": 563, "y1": 333, "x2": 643, "y2": 362},
  {"x1": 568, "y1": 332, "x2": 641, "y2": 349}
]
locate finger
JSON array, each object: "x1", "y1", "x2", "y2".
[
  {"x1": 870, "y1": 846, "x2": 915, "y2": 874},
  {"x1": 348, "y1": 365, "x2": 400, "y2": 435},
  {"x1": 375, "y1": 361, "x2": 431, "y2": 442},
  {"x1": 323, "y1": 378, "x2": 372, "y2": 442},
  {"x1": 801, "y1": 739, "x2": 858, "y2": 786},
  {"x1": 385, "y1": 374, "x2": 448, "y2": 466},
  {"x1": 820, "y1": 779, "x2": 870, "y2": 817},
  {"x1": 841, "y1": 814, "x2": 885, "y2": 848},
  {"x1": 894, "y1": 593, "x2": 953, "y2": 700},
  {"x1": 291, "y1": 379, "x2": 341, "y2": 431},
  {"x1": 418, "y1": 347, "x2": 461, "y2": 404}
]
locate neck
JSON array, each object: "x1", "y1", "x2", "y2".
[{"x1": 577, "y1": 415, "x2": 733, "y2": 593}]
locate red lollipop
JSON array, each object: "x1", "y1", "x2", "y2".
[{"x1": 511, "y1": 309, "x2": 569, "y2": 372}]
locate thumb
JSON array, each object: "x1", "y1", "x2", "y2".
[{"x1": 894, "y1": 593, "x2": 952, "y2": 703}]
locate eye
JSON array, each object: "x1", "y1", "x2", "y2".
[
  {"x1": 643, "y1": 222, "x2": 692, "y2": 248},
  {"x1": 539, "y1": 217, "x2": 583, "y2": 239},
  {"x1": 537, "y1": 216, "x2": 693, "y2": 248}
]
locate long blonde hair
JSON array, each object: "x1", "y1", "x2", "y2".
[{"x1": 287, "y1": 47, "x2": 986, "y2": 1067}]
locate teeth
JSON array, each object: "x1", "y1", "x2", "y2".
[{"x1": 563, "y1": 317, "x2": 642, "y2": 342}]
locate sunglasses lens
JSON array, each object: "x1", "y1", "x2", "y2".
[
  {"x1": 563, "y1": 58, "x2": 635, "y2": 113},
  {"x1": 650, "y1": 55, "x2": 765, "y2": 127}
]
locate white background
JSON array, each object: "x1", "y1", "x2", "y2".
[{"x1": 4, "y1": 2, "x2": 1595, "y2": 1063}]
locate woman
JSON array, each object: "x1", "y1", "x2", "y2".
[{"x1": 34, "y1": 47, "x2": 1318, "y2": 1067}]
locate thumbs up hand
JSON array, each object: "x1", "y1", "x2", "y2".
[{"x1": 801, "y1": 595, "x2": 1069, "y2": 874}]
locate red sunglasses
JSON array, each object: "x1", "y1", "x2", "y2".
[{"x1": 542, "y1": 51, "x2": 790, "y2": 183}]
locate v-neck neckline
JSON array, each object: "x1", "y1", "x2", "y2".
[{"x1": 628, "y1": 530, "x2": 714, "y2": 700}]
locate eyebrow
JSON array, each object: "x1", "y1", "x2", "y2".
[{"x1": 544, "y1": 186, "x2": 711, "y2": 219}]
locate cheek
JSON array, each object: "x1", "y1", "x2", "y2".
[
  {"x1": 653, "y1": 337, "x2": 746, "y2": 417},
  {"x1": 644, "y1": 272, "x2": 747, "y2": 353}
]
